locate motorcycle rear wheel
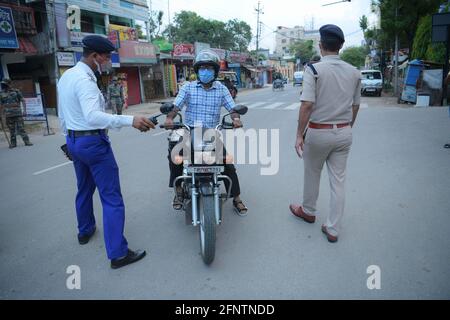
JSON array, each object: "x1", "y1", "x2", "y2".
[{"x1": 199, "y1": 195, "x2": 216, "y2": 265}]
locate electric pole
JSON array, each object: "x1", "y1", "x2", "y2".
[
  {"x1": 394, "y1": 2, "x2": 399, "y2": 96},
  {"x1": 255, "y1": 1, "x2": 264, "y2": 52}
]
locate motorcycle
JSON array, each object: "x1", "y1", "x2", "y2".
[
  {"x1": 152, "y1": 103, "x2": 248, "y2": 265},
  {"x1": 272, "y1": 79, "x2": 284, "y2": 91}
]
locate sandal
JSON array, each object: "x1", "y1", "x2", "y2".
[
  {"x1": 444, "y1": 143, "x2": 450, "y2": 149},
  {"x1": 233, "y1": 199, "x2": 248, "y2": 216},
  {"x1": 172, "y1": 188, "x2": 183, "y2": 210}
]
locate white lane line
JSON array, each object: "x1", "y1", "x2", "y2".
[
  {"x1": 285, "y1": 103, "x2": 300, "y2": 110},
  {"x1": 360, "y1": 103, "x2": 369, "y2": 109},
  {"x1": 152, "y1": 131, "x2": 167, "y2": 136},
  {"x1": 263, "y1": 102, "x2": 284, "y2": 109},
  {"x1": 247, "y1": 102, "x2": 266, "y2": 109},
  {"x1": 33, "y1": 161, "x2": 72, "y2": 176}
]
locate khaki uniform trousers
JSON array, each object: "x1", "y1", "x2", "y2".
[{"x1": 302, "y1": 126, "x2": 352, "y2": 237}]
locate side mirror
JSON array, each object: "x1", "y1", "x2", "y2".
[
  {"x1": 160, "y1": 102, "x2": 174, "y2": 114},
  {"x1": 232, "y1": 104, "x2": 248, "y2": 115}
]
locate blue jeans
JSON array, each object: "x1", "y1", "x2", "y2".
[{"x1": 67, "y1": 133, "x2": 128, "y2": 260}]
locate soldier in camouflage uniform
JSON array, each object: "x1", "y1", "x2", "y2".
[
  {"x1": 0, "y1": 79, "x2": 32, "y2": 148},
  {"x1": 107, "y1": 76, "x2": 125, "y2": 115}
]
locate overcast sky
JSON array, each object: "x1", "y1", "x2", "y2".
[{"x1": 148, "y1": 0, "x2": 378, "y2": 52}]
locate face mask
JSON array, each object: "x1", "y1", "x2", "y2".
[
  {"x1": 93, "y1": 58, "x2": 101, "y2": 73},
  {"x1": 198, "y1": 69, "x2": 215, "y2": 84}
]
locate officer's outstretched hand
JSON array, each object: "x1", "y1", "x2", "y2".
[{"x1": 133, "y1": 116, "x2": 155, "y2": 132}]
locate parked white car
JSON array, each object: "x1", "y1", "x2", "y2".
[{"x1": 361, "y1": 70, "x2": 383, "y2": 97}]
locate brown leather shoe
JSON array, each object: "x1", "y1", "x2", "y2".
[
  {"x1": 321, "y1": 225, "x2": 338, "y2": 243},
  {"x1": 289, "y1": 204, "x2": 315, "y2": 223}
]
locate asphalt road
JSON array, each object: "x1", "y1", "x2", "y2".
[{"x1": 1, "y1": 84, "x2": 449, "y2": 299}]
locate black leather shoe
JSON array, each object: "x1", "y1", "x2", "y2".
[
  {"x1": 111, "y1": 249, "x2": 146, "y2": 269},
  {"x1": 77, "y1": 227, "x2": 96, "y2": 245}
]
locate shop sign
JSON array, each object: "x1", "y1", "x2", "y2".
[
  {"x1": 0, "y1": 6, "x2": 18, "y2": 49},
  {"x1": 118, "y1": 40, "x2": 157, "y2": 64},
  {"x1": 57, "y1": 52, "x2": 76, "y2": 66},
  {"x1": 173, "y1": 43, "x2": 194, "y2": 58},
  {"x1": 24, "y1": 95, "x2": 45, "y2": 121}
]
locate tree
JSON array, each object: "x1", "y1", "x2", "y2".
[
  {"x1": 359, "y1": 15, "x2": 369, "y2": 33},
  {"x1": 148, "y1": 10, "x2": 164, "y2": 40},
  {"x1": 289, "y1": 40, "x2": 316, "y2": 64},
  {"x1": 163, "y1": 11, "x2": 252, "y2": 51},
  {"x1": 340, "y1": 46, "x2": 368, "y2": 68},
  {"x1": 372, "y1": 0, "x2": 442, "y2": 52},
  {"x1": 411, "y1": 14, "x2": 446, "y2": 63}
]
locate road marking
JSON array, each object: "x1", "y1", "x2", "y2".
[
  {"x1": 33, "y1": 161, "x2": 72, "y2": 176},
  {"x1": 246, "y1": 102, "x2": 266, "y2": 109},
  {"x1": 263, "y1": 102, "x2": 284, "y2": 109},
  {"x1": 360, "y1": 103, "x2": 369, "y2": 109},
  {"x1": 285, "y1": 103, "x2": 299, "y2": 110},
  {"x1": 152, "y1": 131, "x2": 167, "y2": 136}
]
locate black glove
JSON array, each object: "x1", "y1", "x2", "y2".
[{"x1": 60, "y1": 144, "x2": 73, "y2": 161}]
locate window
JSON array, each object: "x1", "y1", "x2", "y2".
[{"x1": 281, "y1": 39, "x2": 286, "y2": 44}]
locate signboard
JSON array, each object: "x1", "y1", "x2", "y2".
[
  {"x1": 70, "y1": 31, "x2": 94, "y2": 47},
  {"x1": 432, "y1": 12, "x2": 450, "y2": 43},
  {"x1": 194, "y1": 42, "x2": 210, "y2": 55},
  {"x1": 0, "y1": 6, "x2": 19, "y2": 49},
  {"x1": 56, "y1": 0, "x2": 148, "y2": 22},
  {"x1": 210, "y1": 48, "x2": 226, "y2": 60},
  {"x1": 57, "y1": 52, "x2": 76, "y2": 66},
  {"x1": 107, "y1": 29, "x2": 120, "y2": 49},
  {"x1": 228, "y1": 51, "x2": 249, "y2": 63},
  {"x1": 109, "y1": 24, "x2": 137, "y2": 42},
  {"x1": 117, "y1": 40, "x2": 157, "y2": 64},
  {"x1": 153, "y1": 39, "x2": 173, "y2": 52},
  {"x1": 173, "y1": 43, "x2": 195, "y2": 58},
  {"x1": 24, "y1": 96, "x2": 45, "y2": 121}
]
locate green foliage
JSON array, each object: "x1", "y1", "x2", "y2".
[
  {"x1": 148, "y1": 10, "x2": 164, "y2": 40},
  {"x1": 359, "y1": 15, "x2": 369, "y2": 32},
  {"x1": 372, "y1": 0, "x2": 442, "y2": 50},
  {"x1": 163, "y1": 11, "x2": 252, "y2": 51},
  {"x1": 340, "y1": 46, "x2": 368, "y2": 68},
  {"x1": 411, "y1": 12, "x2": 446, "y2": 64},
  {"x1": 289, "y1": 40, "x2": 316, "y2": 64}
]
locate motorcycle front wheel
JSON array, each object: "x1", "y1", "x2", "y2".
[{"x1": 199, "y1": 195, "x2": 216, "y2": 265}]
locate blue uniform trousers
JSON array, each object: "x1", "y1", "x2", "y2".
[{"x1": 67, "y1": 133, "x2": 128, "y2": 260}]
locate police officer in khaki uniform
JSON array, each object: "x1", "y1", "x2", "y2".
[
  {"x1": 0, "y1": 79, "x2": 33, "y2": 148},
  {"x1": 289, "y1": 24, "x2": 361, "y2": 243},
  {"x1": 107, "y1": 76, "x2": 125, "y2": 115}
]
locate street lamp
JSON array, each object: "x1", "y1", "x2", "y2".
[{"x1": 322, "y1": 0, "x2": 351, "y2": 7}]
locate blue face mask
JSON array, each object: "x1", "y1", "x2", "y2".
[{"x1": 198, "y1": 69, "x2": 215, "y2": 84}]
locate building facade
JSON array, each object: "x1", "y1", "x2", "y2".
[{"x1": 274, "y1": 25, "x2": 320, "y2": 57}]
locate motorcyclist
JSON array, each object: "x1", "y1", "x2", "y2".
[{"x1": 163, "y1": 49, "x2": 248, "y2": 215}]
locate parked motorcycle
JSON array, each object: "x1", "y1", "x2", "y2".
[{"x1": 155, "y1": 103, "x2": 248, "y2": 265}]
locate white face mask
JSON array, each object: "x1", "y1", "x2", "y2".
[{"x1": 93, "y1": 58, "x2": 101, "y2": 72}]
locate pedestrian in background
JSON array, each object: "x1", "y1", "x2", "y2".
[
  {"x1": 289, "y1": 24, "x2": 361, "y2": 243},
  {"x1": 58, "y1": 35, "x2": 155, "y2": 269},
  {"x1": 0, "y1": 79, "x2": 33, "y2": 148},
  {"x1": 107, "y1": 76, "x2": 125, "y2": 115}
]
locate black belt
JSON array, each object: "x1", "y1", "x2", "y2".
[{"x1": 68, "y1": 129, "x2": 107, "y2": 137}]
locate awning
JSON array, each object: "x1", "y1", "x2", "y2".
[
  {"x1": 16, "y1": 37, "x2": 37, "y2": 54},
  {"x1": 242, "y1": 64, "x2": 258, "y2": 73}
]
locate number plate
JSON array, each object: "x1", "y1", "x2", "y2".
[
  {"x1": 366, "y1": 88, "x2": 376, "y2": 92},
  {"x1": 187, "y1": 166, "x2": 224, "y2": 174}
]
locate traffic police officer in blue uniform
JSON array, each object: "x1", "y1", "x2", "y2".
[{"x1": 58, "y1": 35, "x2": 155, "y2": 269}]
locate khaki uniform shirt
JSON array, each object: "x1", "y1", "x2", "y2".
[{"x1": 301, "y1": 55, "x2": 361, "y2": 124}]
